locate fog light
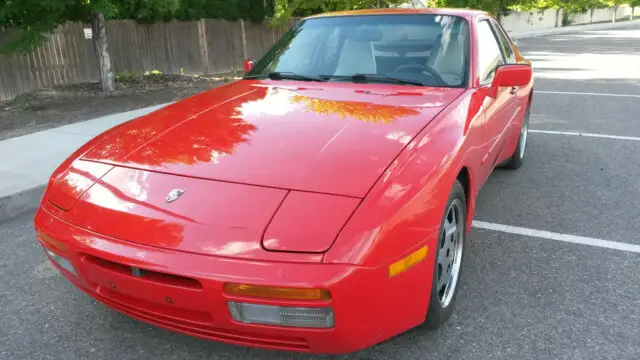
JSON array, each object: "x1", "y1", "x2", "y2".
[
  {"x1": 44, "y1": 248, "x2": 77, "y2": 275},
  {"x1": 228, "y1": 302, "x2": 334, "y2": 329}
]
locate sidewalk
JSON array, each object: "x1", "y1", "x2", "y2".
[
  {"x1": 1, "y1": 19, "x2": 639, "y2": 220},
  {"x1": 0, "y1": 103, "x2": 168, "y2": 219}
]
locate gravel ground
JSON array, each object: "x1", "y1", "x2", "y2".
[{"x1": 0, "y1": 74, "x2": 231, "y2": 141}]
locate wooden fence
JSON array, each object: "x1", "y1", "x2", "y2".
[{"x1": 0, "y1": 19, "x2": 294, "y2": 101}]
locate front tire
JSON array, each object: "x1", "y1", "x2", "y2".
[
  {"x1": 502, "y1": 102, "x2": 530, "y2": 170},
  {"x1": 424, "y1": 180, "x2": 467, "y2": 328}
]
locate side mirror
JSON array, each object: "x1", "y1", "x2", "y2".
[
  {"x1": 243, "y1": 59, "x2": 255, "y2": 73},
  {"x1": 492, "y1": 64, "x2": 532, "y2": 88}
]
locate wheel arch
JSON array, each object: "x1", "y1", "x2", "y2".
[{"x1": 455, "y1": 165, "x2": 476, "y2": 232}]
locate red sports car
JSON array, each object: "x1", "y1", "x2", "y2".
[{"x1": 34, "y1": 8, "x2": 533, "y2": 354}]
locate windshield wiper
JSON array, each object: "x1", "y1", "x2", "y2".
[
  {"x1": 244, "y1": 72, "x2": 326, "y2": 82},
  {"x1": 245, "y1": 72, "x2": 423, "y2": 86},
  {"x1": 350, "y1": 73, "x2": 425, "y2": 86},
  {"x1": 324, "y1": 73, "x2": 424, "y2": 86}
]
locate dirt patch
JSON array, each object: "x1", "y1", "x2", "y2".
[{"x1": 0, "y1": 73, "x2": 239, "y2": 141}]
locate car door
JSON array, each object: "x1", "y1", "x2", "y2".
[
  {"x1": 489, "y1": 19, "x2": 533, "y2": 156},
  {"x1": 488, "y1": 18, "x2": 529, "y2": 156},
  {"x1": 475, "y1": 18, "x2": 513, "y2": 175}
]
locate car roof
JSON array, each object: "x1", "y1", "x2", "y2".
[{"x1": 304, "y1": 7, "x2": 489, "y2": 21}]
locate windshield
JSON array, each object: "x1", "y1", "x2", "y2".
[{"x1": 246, "y1": 14, "x2": 470, "y2": 88}]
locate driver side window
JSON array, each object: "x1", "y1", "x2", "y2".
[
  {"x1": 491, "y1": 20, "x2": 515, "y2": 63},
  {"x1": 476, "y1": 20, "x2": 505, "y2": 86}
]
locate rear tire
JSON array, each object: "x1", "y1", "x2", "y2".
[
  {"x1": 424, "y1": 180, "x2": 466, "y2": 328},
  {"x1": 502, "y1": 102, "x2": 530, "y2": 170}
]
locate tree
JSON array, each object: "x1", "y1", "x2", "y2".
[
  {"x1": 604, "y1": 0, "x2": 620, "y2": 21},
  {"x1": 431, "y1": 0, "x2": 543, "y2": 23},
  {"x1": 575, "y1": 0, "x2": 606, "y2": 23},
  {"x1": 239, "y1": 0, "x2": 268, "y2": 22},
  {"x1": 114, "y1": 0, "x2": 180, "y2": 23},
  {"x1": 533, "y1": 0, "x2": 572, "y2": 27},
  {"x1": 630, "y1": 0, "x2": 640, "y2": 19},
  {"x1": 173, "y1": 0, "x2": 270, "y2": 22},
  {"x1": 436, "y1": 0, "x2": 503, "y2": 21},
  {"x1": 266, "y1": 0, "x2": 277, "y2": 16},
  {"x1": 0, "y1": 0, "x2": 79, "y2": 54},
  {"x1": 271, "y1": 0, "x2": 407, "y2": 26},
  {"x1": 83, "y1": 0, "x2": 180, "y2": 94},
  {"x1": 92, "y1": 11, "x2": 116, "y2": 95},
  {"x1": 0, "y1": 0, "x2": 179, "y2": 95}
]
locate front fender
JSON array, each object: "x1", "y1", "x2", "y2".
[{"x1": 323, "y1": 90, "x2": 484, "y2": 268}]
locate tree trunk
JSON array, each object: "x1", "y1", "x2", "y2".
[
  {"x1": 632, "y1": 6, "x2": 635, "y2": 20},
  {"x1": 91, "y1": 12, "x2": 115, "y2": 95},
  {"x1": 589, "y1": 7, "x2": 595, "y2": 23},
  {"x1": 266, "y1": 0, "x2": 275, "y2": 16},
  {"x1": 612, "y1": 5, "x2": 618, "y2": 23},
  {"x1": 555, "y1": 8, "x2": 561, "y2": 27}
]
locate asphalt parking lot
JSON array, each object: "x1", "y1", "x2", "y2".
[{"x1": 2, "y1": 23, "x2": 640, "y2": 360}]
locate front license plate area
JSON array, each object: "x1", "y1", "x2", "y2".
[{"x1": 78, "y1": 256, "x2": 211, "y2": 315}]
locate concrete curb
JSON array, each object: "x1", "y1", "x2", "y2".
[
  {"x1": 0, "y1": 185, "x2": 45, "y2": 222},
  {"x1": 510, "y1": 19, "x2": 640, "y2": 39}
]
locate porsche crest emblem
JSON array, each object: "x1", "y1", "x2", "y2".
[{"x1": 166, "y1": 189, "x2": 185, "y2": 203}]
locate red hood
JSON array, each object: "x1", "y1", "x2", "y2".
[{"x1": 81, "y1": 80, "x2": 463, "y2": 198}]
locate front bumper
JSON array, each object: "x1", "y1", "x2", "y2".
[{"x1": 34, "y1": 207, "x2": 428, "y2": 354}]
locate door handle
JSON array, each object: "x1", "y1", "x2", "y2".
[{"x1": 509, "y1": 86, "x2": 518, "y2": 95}]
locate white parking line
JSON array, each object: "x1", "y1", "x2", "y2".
[
  {"x1": 529, "y1": 129, "x2": 640, "y2": 141},
  {"x1": 472, "y1": 221, "x2": 640, "y2": 254},
  {"x1": 536, "y1": 90, "x2": 640, "y2": 98}
]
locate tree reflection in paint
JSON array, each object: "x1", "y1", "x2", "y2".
[
  {"x1": 290, "y1": 94, "x2": 420, "y2": 124},
  {"x1": 93, "y1": 84, "x2": 425, "y2": 170},
  {"x1": 129, "y1": 121, "x2": 258, "y2": 167}
]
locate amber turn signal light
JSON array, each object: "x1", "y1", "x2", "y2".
[
  {"x1": 224, "y1": 283, "x2": 331, "y2": 301},
  {"x1": 36, "y1": 230, "x2": 67, "y2": 252},
  {"x1": 389, "y1": 245, "x2": 428, "y2": 277}
]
